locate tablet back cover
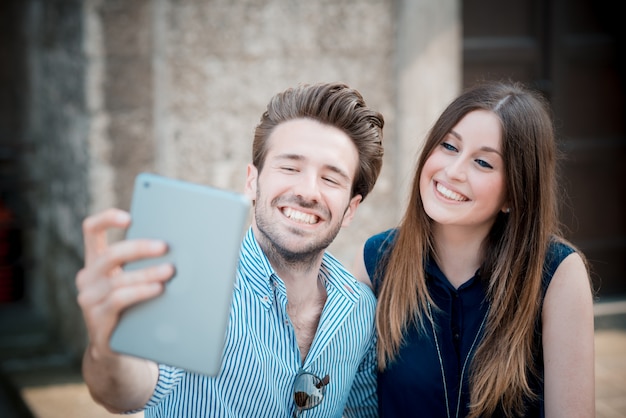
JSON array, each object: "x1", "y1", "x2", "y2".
[{"x1": 110, "y1": 173, "x2": 250, "y2": 376}]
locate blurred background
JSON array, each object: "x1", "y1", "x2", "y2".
[{"x1": 0, "y1": 0, "x2": 624, "y2": 417}]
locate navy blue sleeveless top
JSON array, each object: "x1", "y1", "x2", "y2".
[{"x1": 364, "y1": 229, "x2": 574, "y2": 418}]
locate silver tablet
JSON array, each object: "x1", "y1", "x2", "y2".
[{"x1": 110, "y1": 172, "x2": 250, "y2": 376}]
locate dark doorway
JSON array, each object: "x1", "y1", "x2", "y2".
[{"x1": 463, "y1": 0, "x2": 626, "y2": 299}]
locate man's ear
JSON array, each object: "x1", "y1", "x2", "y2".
[
  {"x1": 341, "y1": 194, "x2": 363, "y2": 227},
  {"x1": 244, "y1": 164, "x2": 258, "y2": 202}
]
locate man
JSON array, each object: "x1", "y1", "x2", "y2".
[{"x1": 76, "y1": 82, "x2": 384, "y2": 417}]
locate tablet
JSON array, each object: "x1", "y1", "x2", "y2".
[{"x1": 110, "y1": 172, "x2": 250, "y2": 376}]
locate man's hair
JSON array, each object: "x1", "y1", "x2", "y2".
[{"x1": 252, "y1": 82, "x2": 384, "y2": 201}]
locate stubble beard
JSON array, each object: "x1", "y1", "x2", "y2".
[{"x1": 254, "y1": 193, "x2": 344, "y2": 270}]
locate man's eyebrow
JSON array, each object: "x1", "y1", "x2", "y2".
[
  {"x1": 448, "y1": 129, "x2": 503, "y2": 156},
  {"x1": 324, "y1": 164, "x2": 352, "y2": 183},
  {"x1": 273, "y1": 153, "x2": 304, "y2": 162},
  {"x1": 273, "y1": 153, "x2": 352, "y2": 182}
]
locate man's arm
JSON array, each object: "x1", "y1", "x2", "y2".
[
  {"x1": 76, "y1": 208, "x2": 174, "y2": 412},
  {"x1": 342, "y1": 279, "x2": 378, "y2": 418},
  {"x1": 81, "y1": 345, "x2": 159, "y2": 413},
  {"x1": 342, "y1": 328, "x2": 378, "y2": 418}
]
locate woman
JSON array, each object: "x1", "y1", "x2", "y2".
[{"x1": 353, "y1": 81, "x2": 595, "y2": 417}]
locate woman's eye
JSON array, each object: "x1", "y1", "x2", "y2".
[
  {"x1": 475, "y1": 159, "x2": 493, "y2": 169},
  {"x1": 441, "y1": 142, "x2": 457, "y2": 152}
]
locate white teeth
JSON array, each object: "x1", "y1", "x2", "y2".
[
  {"x1": 436, "y1": 183, "x2": 467, "y2": 202},
  {"x1": 282, "y1": 207, "x2": 318, "y2": 224}
]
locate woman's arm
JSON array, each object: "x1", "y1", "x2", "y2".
[{"x1": 542, "y1": 252, "x2": 595, "y2": 417}]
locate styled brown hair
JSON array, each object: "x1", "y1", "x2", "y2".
[
  {"x1": 252, "y1": 82, "x2": 384, "y2": 201},
  {"x1": 376, "y1": 81, "x2": 586, "y2": 417}
]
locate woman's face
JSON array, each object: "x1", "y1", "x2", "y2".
[{"x1": 419, "y1": 110, "x2": 508, "y2": 233}]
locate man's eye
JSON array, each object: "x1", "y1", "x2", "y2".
[
  {"x1": 323, "y1": 177, "x2": 339, "y2": 185},
  {"x1": 280, "y1": 166, "x2": 297, "y2": 172}
]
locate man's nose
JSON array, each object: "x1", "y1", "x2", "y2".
[{"x1": 294, "y1": 172, "x2": 322, "y2": 203}]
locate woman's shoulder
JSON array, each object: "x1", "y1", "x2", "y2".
[
  {"x1": 364, "y1": 228, "x2": 397, "y2": 261},
  {"x1": 545, "y1": 238, "x2": 577, "y2": 274},
  {"x1": 363, "y1": 228, "x2": 398, "y2": 288},
  {"x1": 542, "y1": 237, "x2": 580, "y2": 292},
  {"x1": 365, "y1": 228, "x2": 397, "y2": 249}
]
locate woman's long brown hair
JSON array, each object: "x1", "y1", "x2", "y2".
[{"x1": 376, "y1": 81, "x2": 574, "y2": 417}]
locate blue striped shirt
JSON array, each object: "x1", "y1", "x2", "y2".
[{"x1": 139, "y1": 227, "x2": 378, "y2": 417}]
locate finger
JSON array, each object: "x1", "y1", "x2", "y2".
[
  {"x1": 76, "y1": 238, "x2": 169, "y2": 310},
  {"x1": 77, "y1": 263, "x2": 171, "y2": 327},
  {"x1": 108, "y1": 281, "x2": 166, "y2": 313},
  {"x1": 83, "y1": 208, "x2": 131, "y2": 266},
  {"x1": 83, "y1": 281, "x2": 166, "y2": 348},
  {"x1": 110, "y1": 263, "x2": 175, "y2": 290},
  {"x1": 77, "y1": 263, "x2": 169, "y2": 308},
  {"x1": 88, "y1": 239, "x2": 169, "y2": 282}
]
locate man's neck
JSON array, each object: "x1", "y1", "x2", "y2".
[
  {"x1": 251, "y1": 224, "x2": 329, "y2": 360},
  {"x1": 252, "y1": 224, "x2": 326, "y2": 284},
  {"x1": 285, "y1": 272, "x2": 327, "y2": 362}
]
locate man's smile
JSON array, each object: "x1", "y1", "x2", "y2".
[{"x1": 281, "y1": 206, "x2": 320, "y2": 224}]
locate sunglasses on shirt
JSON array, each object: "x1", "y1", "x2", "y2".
[{"x1": 292, "y1": 369, "x2": 330, "y2": 417}]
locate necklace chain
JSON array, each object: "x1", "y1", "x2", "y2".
[{"x1": 427, "y1": 302, "x2": 488, "y2": 418}]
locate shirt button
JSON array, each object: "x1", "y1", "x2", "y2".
[
  {"x1": 454, "y1": 333, "x2": 460, "y2": 340},
  {"x1": 263, "y1": 295, "x2": 269, "y2": 302}
]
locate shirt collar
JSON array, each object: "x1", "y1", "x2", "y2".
[
  {"x1": 426, "y1": 256, "x2": 481, "y2": 292},
  {"x1": 238, "y1": 227, "x2": 276, "y2": 303},
  {"x1": 238, "y1": 227, "x2": 362, "y2": 304}
]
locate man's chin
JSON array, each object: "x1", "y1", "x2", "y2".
[
  {"x1": 256, "y1": 219, "x2": 341, "y2": 260},
  {"x1": 283, "y1": 223, "x2": 319, "y2": 237}
]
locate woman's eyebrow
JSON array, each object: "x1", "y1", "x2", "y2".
[
  {"x1": 448, "y1": 129, "x2": 503, "y2": 157},
  {"x1": 449, "y1": 129, "x2": 462, "y2": 140}
]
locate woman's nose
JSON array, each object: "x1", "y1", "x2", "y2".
[{"x1": 445, "y1": 157, "x2": 468, "y2": 182}]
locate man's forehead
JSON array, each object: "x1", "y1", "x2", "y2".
[
  {"x1": 266, "y1": 119, "x2": 352, "y2": 150},
  {"x1": 265, "y1": 120, "x2": 358, "y2": 178}
]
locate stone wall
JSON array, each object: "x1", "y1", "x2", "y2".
[
  {"x1": 13, "y1": 0, "x2": 461, "y2": 361},
  {"x1": 18, "y1": 0, "x2": 91, "y2": 359}
]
